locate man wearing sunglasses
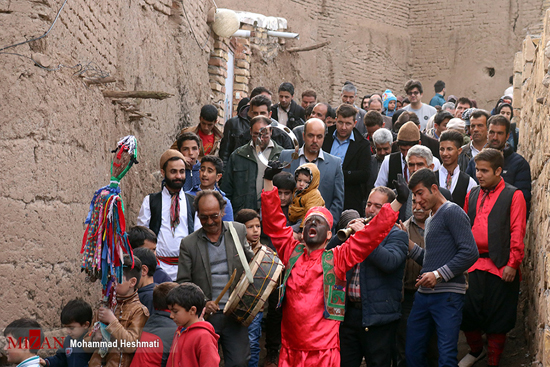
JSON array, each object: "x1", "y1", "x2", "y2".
[
  {"x1": 177, "y1": 189, "x2": 254, "y2": 367},
  {"x1": 402, "y1": 79, "x2": 437, "y2": 131}
]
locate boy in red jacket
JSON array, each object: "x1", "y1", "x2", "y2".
[{"x1": 166, "y1": 283, "x2": 220, "y2": 367}]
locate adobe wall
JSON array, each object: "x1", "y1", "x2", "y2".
[
  {"x1": 408, "y1": 0, "x2": 546, "y2": 108},
  {"x1": 216, "y1": 0, "x2": 412, "y2": 104},
  {"x1": 0, "y1": 0, "x2": 212, "y2": 334},
  {"x1": 513, "y1": 9, "x2": 550, "y2": 365}
]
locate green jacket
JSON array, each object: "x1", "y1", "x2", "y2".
[{"x1": 221, "y1": 141, "x2": 283, "y2": 215}]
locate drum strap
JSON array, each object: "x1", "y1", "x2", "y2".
[{"x1": 227, "y1": 222, "x2": 254, "y2": 284}]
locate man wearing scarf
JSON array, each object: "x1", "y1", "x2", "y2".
[
  {"x1": 137, "y1": 150, "x2": 201, "y2": 280},
  {"x1": 460, "y1": 148, "x2": 526, "y2": 367},
  {"x1": 261, "y1": 162, "x2": 409, "y2": 367}
]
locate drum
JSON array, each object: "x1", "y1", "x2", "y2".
[{"x1": 224, "y1": 245, "x2": 284, "y2": 327}]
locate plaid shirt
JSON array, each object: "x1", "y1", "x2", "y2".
[{"x1": 348, "y1": 264, "x2": 361, "y2": 302}]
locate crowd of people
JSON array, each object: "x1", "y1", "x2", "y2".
[{"x1": 3, "y1": 78, "x2": 531, "y2": 367}]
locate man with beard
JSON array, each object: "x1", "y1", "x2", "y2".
[
  {"x1": 260, "y1": 162, "x2": 409, "y2": 367},
  {"x1": 177, "y1": 190, "x2": 254, "y2": 367},
  {"x1": 465, "y1": 115, "x2": 531, "y2": 215},
  {"x1": 279, "y1": 118, "x2": 344, "y2": 226},
  {"x1": 137, "y1": 150, "x2": 202, "y2": 280},
  {"x1": 221, "y1": 115, "x2": 283, "y2": 215}
]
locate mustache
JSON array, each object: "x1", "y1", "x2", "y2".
[{"x1": 413, "y1": 209, "x2": 425, "y2": 213}]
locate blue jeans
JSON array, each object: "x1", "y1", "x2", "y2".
[
  {"x1": 405, "y1": 292, "x2": 464, "y2": 367},
  {"x1": 248, "y1": 312, "x2": 263, "y2": 367}
]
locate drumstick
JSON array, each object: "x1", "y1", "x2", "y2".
[{"x1": 213, "y1": 269, "x2": 237, "y2": 305}]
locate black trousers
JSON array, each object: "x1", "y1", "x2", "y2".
[
  {"x1": 462, "y1": 270, "x2": 520, "y2": 334},
  {"x1": 209, "y1": 311, "x2": 250, "y2": 367},
  {"x1": 339, "y1": 306, "x2": 399, "y2": 367},
  {"x1": 264, "y1": 286, "x2": 283, "y2": 353}
]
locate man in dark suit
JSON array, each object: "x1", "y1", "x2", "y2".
[
  {"x1": 279, "y1": 118, "x2": 345, "y2": 227},
  {"x1": 271, "y1": 82, "x2": 305, "y2": 130},
  {"x1": 177, "y1": 190, "x2": 254, "y2": 367},
  {"x1": 322, "y1": 104, "x2": 372, "y2": 213}
]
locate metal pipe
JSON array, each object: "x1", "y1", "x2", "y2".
[
  {"x1": 231, "y1": 29, "x2": 299, "y2": 39},
  {"x1": 267, "y1": 30, "x2": 299, "y2": 39},
  {"x1": 232, "y1": 29, "x2": 252, "y2": 38}
]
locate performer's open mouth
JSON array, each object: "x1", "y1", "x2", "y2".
[{"x1": 308, "y1": 228, "x2": 317, "y2": 237}]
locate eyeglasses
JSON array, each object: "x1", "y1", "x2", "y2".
[
  {"x1": 407, "y1": 91, "x2": 420, "y2": 96},
  {"x1": 198, "y1": 213, "x2": 221, "y2": 221}
]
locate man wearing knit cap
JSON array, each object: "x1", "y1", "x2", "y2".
[
  {"x1": 375, "y1": 121, "x2": 421, "y2": 189},
  {"x1": 137, "y1": 149, "x2": 201, "y2": 280},
  {"x1": 261, "y1": 162, "x2": 409, "y2": 367}
]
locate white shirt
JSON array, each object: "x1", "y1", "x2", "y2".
[
  {"x1": 277, "y1": 106, "x2": 289, "y2": 126},
  {"x1": 438, "y1": 165, "x2": 477, "y2": 193},
  {"x1": 374, "y1": 153, "x2": 441, "y2": 187},
  {"x1": 403, "y1": 103, "x2": 437, "y2": 131},
  {"x1": 470, "y1": 143, "x2": 481, "y2": 158},
  {"x1": 298, "y1": 146, "x2": 325, "y2": 166},
  {"x1": 137, "y1": 187, "x2": 202, "y2": 280}
]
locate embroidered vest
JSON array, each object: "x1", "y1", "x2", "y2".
[
  {"x1": 435, "y1": 170, "x2": 470, "y2": 208},
  {"x1": 277, "y1": 244, "x2": 347, "y2": 321},
  {"x1": 149, "y1": 191, "x2": 195, "y2": 236},
  {"x1": 467, "y1": 183, "x2": 516, "y2": 268}
]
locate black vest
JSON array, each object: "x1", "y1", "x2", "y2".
[
  {"x1": 467, "y1": 182, "x2": 517, "y2": 268},
  {"x1": 148, "y1": 191, "x2": 196, "y2": 236},
  {"x1": 435, "y1": 169, "x2": 470, "y2": 208},
  {"x1": 387, "y1": 152, "x2": 403, "y2": 190}
]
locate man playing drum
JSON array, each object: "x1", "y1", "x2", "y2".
[
  {"x1": 176, "y1": 190, "x2": 254, "y2": 367},
  {"x1": 261, "y1": 162, "x2": 409, "y2": 366}
]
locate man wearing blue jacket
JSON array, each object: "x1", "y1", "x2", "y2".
[{"x1": 335, "y1": 186, "x2": 408, "y2": 367}]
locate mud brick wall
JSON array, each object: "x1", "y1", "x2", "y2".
[
  {"x1": 0, "y1": 0, "x2": 212, "y2": 335},
  {"x1": 514, "y1": 8, "x2": 550, "y2": 365}
]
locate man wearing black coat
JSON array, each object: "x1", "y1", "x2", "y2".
[
  {"x1": 322, "y1": 104, "x2": 372, "y2": 213},
  {"x1": 271, "y1": 82, "x2": 305, "y2": 130}
]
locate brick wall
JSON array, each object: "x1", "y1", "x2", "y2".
[
  {"x1": 513, "y1": 9, "x2": 550, "y2": 364},
  {"x1": 0, "y1": 0, "x2": 212, "y2": 339},
  {"x1": 408, "y1": 0, "x2": 546, "y2": 109}
]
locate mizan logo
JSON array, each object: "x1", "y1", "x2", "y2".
[{"x1": 6, "y1": 330, "x2": 64, "y2": 350}]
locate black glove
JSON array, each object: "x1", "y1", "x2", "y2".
[
  {"x1": 392, "y1": 174, "x2": 410, "y2": 204},
  {"x1": 263, "y1": 160, "x2": 284, "y2": 180}
]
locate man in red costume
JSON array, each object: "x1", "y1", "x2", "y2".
[{"x1": 261, "y1": 162, "x2": 409, "y2": 367}]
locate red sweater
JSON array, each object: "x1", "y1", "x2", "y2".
[
  {"x1": 166, "y1": 322, "x2": 220, "y2": 367},
  {"x1": 464, "y1": 178, "x2": 526, "y2": 278}
]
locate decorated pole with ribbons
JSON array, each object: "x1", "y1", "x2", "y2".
[{"x1": 80, "y1": 135, "x2": 138, "y2": 309}]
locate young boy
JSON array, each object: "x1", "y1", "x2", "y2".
[
  {"x1": 288, "y1": 163, "x2": 325, "y2": 226},
  {"x1": 186, "y1": 155, "x2": 234, "y2": 221},
  {"x1": 41, "y1": 299, "x2": 93, "y2": 367},
  {"x1": 129, "y1": 282, "x2": 178, "y2": 367},
  {"x1": 133, "y1": 247, "x2": 158, "y2": 315},
  {"x1": 128, "y1": 226, "x2": 172, "y2": 284},
  {"x1": 272, "y1": 171, "x2": 296, "y2": 224},
  {"x1": 83, "y1": 255, "x2": 149, "y2": 367},
  {"x1": 166, "y1": 283, "x2": 220, "y2": 367},
  {"x1": 235, "y1": 209, "x2": 265, "y2": 367},
  {"x1": 176, "y1": 132, "x2": 201, "y2": 191},
  {"x1": 4, "y1": 318, "x2": 43, "y2": 367}
]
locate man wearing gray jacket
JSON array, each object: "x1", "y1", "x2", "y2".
[{"x1": 177, "y1": 190, "x2": 254, "y2": 367}]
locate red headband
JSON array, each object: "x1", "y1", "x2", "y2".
[{"x1": 304, "y1": 206, "x2": 333, "y2": 229}]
